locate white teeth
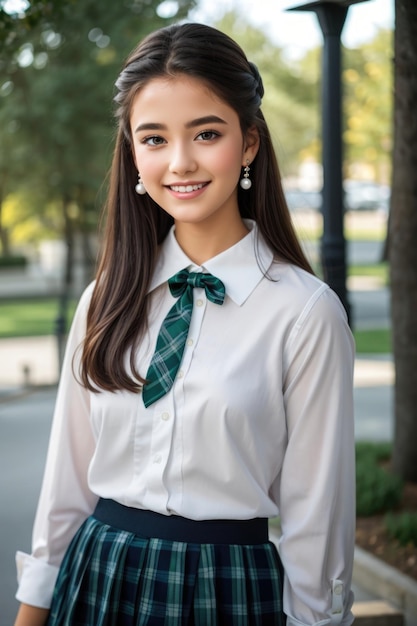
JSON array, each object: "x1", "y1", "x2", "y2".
[{"x1": 170, "y1": 183, "x2": 204, "y2": 193}]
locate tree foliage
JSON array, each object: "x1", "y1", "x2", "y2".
[
  {"x1": 0, "y1": 0, "x2": 195, "y2": 261},
  {"x1": 343, "y1": 29, "x2": 393, "y2": 182},
  {"x1": 0, "y1": 0, "x2": 72, "y2": 58}
]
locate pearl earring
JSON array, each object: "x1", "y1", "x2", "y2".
[
  {"x1": 135, "y1": 172, "x2": 146, "y2": 195},
  {"x1": 239, "y1": 161, "x2": 252, "y2": 190}
]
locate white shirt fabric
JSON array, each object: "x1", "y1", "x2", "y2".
[{"x1": 16, "y1": 220, "x2": 355, "y2": 626}]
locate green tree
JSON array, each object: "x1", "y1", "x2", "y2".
[
  {"x1": 343, "y1": 29, "x2": 393, "y2": 182},
  {"x1": 293, "y1": 31, "x2": 393, "y2": 183},
  {"x1": 0, "y1": 84, "x2": 24, "y2": 255},
  {"x1": 0, "y1": 0, "x2": 195, "y2": 271},
  {"x1": 0, "y1": 0, "x2": 195, "y2": 357},
  {"x1": 0, "y1": 0, "x2": 72, "y2": 58}
]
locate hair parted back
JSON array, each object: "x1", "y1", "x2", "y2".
[{"x1": 81, "y1": 22, "x2": 314, "y2": 393}]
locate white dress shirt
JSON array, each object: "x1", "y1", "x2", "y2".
[{"x1": 16, "y1": 220, "x2": 355, "y2": 626}]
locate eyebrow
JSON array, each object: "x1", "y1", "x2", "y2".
[{"x1": 134, "y1": 115, "x2": 228, "y2": 133}]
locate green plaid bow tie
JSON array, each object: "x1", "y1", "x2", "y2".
[{"x1": 142, "y1": 269, "x2": 226, "y2": 407}]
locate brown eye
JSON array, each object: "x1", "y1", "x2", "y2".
[
  {"x1": 197, "y1": 131, "x2": 220, "y2": 141},
  {"x1": 142, "y1": 135, "x2": 166, "y2": 146}
]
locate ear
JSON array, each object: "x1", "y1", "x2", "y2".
[{"x1": 242, "y1": 125, "x2": 260, "y2": 165}]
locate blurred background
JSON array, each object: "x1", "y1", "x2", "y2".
[
  {"x1": 1, "y1": 1, "x2": 416, "y2": 624},
  {"x1": 0, "y1": 0, "x2": 394, "y2": 300},
  {"x1": 0, "y1": 0, "x2": 394, "y2": 368}
]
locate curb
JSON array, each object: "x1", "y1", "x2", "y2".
[
  {"x1": 0, "y1": 383, "x2": 57, "y2": 404},
  {"x1": 353, "y1": 545, "x2": 417, "y2": 623},
  {"x1": 0, "y1": 385, "x2": 31, "y2": 404}
]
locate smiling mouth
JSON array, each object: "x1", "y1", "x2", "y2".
[{"x1": 169, "y1": 183, "x2": 207, "y2": 193}]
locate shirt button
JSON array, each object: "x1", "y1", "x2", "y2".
[
  {"x1": 161, "y1": 412, "x2": 170, "y2": 421},
  {"x1": 177, "y1": 370, "x2": 184, "y2": 379},
  {"x1": 186, "y1": 339, "x2": 194, "y2": 347},
  {"x1": 196, "y1": 299, "x2": 204, "y2": 307},
  {"x1": 333, "y1": 584, "x2": 343, "y2": 595},
  {"x1": 154, "y1": 454, "x2": 162, "y2": 464}
]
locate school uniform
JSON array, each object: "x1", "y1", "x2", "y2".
[{"x1": 16, "y1": 220, "x2": 355, "y2": 625}]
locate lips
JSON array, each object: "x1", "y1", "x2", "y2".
[{"x1": 168, "y1": 183, "x2": 208, "y2": 193}]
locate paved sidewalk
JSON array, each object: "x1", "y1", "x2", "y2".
[{"x1": 0, "y1": 335, "x2": 60, "y2": 391}]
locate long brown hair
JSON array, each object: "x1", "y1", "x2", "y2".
[{"x1": 81, "y1": 22, "x2": 314, "y2": 392}]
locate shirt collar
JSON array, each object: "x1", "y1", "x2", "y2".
[{"x1": 148, "y1": 220, "x2": 275, "y2": 306}]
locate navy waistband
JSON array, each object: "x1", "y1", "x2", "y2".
[{"x1": 93, "y1": 499, "x2": 269, "y2": 545}]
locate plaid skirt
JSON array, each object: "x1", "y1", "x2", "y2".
[{"x1": 47, "y1": 500, "x2": 286, "y2": 626}]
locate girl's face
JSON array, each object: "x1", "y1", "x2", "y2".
[{"x1": 130, "y1": 75, "x2": 259, "y2": 232}]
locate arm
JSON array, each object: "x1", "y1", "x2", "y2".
[
  {"x1": 14, "y1": 604, "x2": 49, "y2": 626},
  {"x1": 279, "y1": 286, "x2": 355, "y2": 626},
  {"x1": 15, "y1": 283, "x2": 98, "y2": 609}
]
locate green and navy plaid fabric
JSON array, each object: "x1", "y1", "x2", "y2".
[
  {"x1": 142, "y1": 269, "x2": 225, "y2": 408},
  {"x1": 47, "y1": 516, "x2": 286, "y2": 625}
]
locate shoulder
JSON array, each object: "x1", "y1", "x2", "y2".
[
  {"x1": 261, "y1": 261, "x2": 352, "y2": 360},
  {"x1": 274, "y1": 264, "x2": 353, "y2": 356},
  {"x1": 69, "y1": 281, "x2": 96, "y2": 336},
  {"x1": 74, "y1": 280, "x2": 96, "y2": 317},
  {"x1": 79, "y1": 280, "x2": 96, "y2": 307},
  {"x1": 268, "y1": 265, "x2": 355, "y2": 383},
  {"x1": 266, "y1": 261, "x2": 346, "y2": 322}
]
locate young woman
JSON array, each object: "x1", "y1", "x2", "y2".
[{"x1": 15, "y1": 22, "x2": 355, "y2": 626}]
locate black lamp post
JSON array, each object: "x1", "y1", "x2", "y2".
[{"x1": 287, "y1": 0, "x2": 370, "y2": 325}]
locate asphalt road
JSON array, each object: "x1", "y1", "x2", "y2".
[{"x1": 0, "y1": 390, "x2": 52, "y2": 625}]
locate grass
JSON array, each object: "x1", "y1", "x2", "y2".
[
  {"x1": 353, "y1": 328, "x2": 391, "y2": 354},
  {"x1": 293, "y1": 216, "x2": 387, "y2": 243},
  {"x1": 345, "y1": 224, "x2": 386, "y2": 242},
  {"x1": 0, "y1": 298, "x2": 77, "y2": 338},
  {"x1": 0, "y1": 295, "x2": 392, "y2": 354},
  {"x1": 297, "y1": 229, "x2": 387, "y2": 245},
  {"x1": 0, "y1": 260, "x2": 391, "y2": 352},
  {"x1": 350, "y1": 261, "x2": 391, "y2": 353},
  {"x1": 348, "y1": 262, "x2": 388, "y2": 283}
]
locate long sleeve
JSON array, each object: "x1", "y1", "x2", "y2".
[
  {"x1": 16, "y1": 283, "x2": 98, "y2": 609},
  {"x1": 278, "y1": 286, "x2": 355, "y2": 626}
]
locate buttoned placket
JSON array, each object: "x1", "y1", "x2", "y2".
[{"x1": 144, "y1": 286, "x2": 208, "y2": 513}]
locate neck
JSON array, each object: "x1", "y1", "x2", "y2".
[{"x1": 174, "y1": 216, "x2": 249, "y2": 265}]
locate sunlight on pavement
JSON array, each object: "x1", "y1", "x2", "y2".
[{"x1": 354, "y1": 358, "x2": 394, "y2": 388}]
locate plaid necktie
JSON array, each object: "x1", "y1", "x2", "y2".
[{"x1": 142, "y1": 269, "x2": 225, "y2": 407}]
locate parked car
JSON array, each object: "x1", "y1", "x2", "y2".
[
  {"x1": 344, "y1": 180, "x2": 390, "y2": 214},
  {"x1": 285, "y1": 181, "x2": 390, "y2": 215},
  {"x1": 284, "y1": 189, "x2": 322, "y2": 212}
]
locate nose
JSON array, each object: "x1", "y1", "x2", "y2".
[{"x1": 168, "y1": 142, "x2": 197, "y2": 176}]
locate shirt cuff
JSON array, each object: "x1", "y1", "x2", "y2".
[
  {"x1": 286, "y1": 580, "x2": 354, "y2": 626},
  {"x1": 286, "y1": 614, "x2": 353, "y2": 626},
  {"x1": 15, "y1": 551, "x2": 59, "y2": 609}
]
